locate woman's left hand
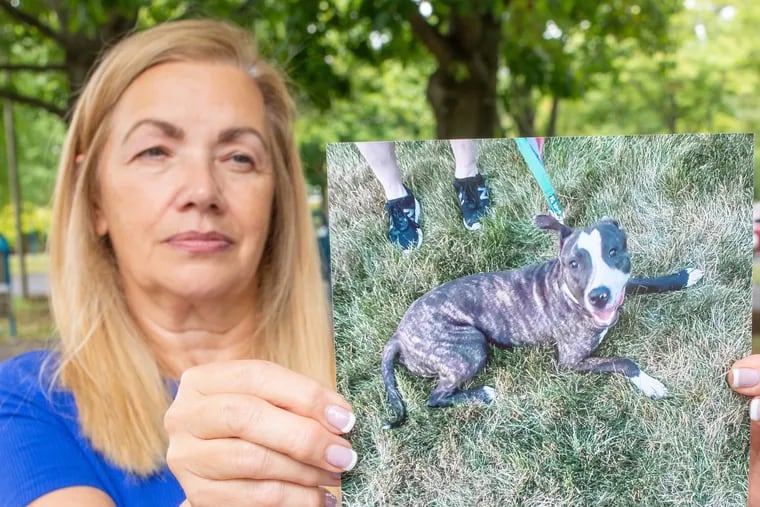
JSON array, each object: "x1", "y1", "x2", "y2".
[{"x1": 727, "y1": 354, "x2": 760, "y2": 505}]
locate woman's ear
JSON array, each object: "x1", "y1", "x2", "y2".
[
  {"x1": 94, "y1": 207, "x2": 108, "y2": 236},
  {"x1": 81, "y1": 153, "x2": 108, "y2": 236}
]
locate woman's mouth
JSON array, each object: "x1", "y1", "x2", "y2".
[{"x1": 165, "y1": 231, "x2": 233, "y2": 254}]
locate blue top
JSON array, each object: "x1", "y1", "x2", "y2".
[{"x1": 0, "y1": 350, "x2": 185, "y2": 506}]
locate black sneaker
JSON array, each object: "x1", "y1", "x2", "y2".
[
  {"x1": 384, "y1": 187, "x2": 422, "y2": 250},
  {"x1": 454, "y1": 174, "x2": 490, "y2": 231}
]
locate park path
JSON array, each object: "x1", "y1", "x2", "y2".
[
  {"x1": 0, "y1": 338, "x2": 52, "y2": 362},
  {"x1": 10, "y1": 273, "x2": 49, "y2": 298}
]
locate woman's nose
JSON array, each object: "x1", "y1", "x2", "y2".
[{"x1": 178, "y1": 155, "x2": 225, "y2": 212}]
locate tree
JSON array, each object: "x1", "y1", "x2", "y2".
[
  {"x1": 339, "y1": 0, "x2": 682, "y2": 138},
  {"x1": 0, "y1": 1, "x2": 354, "y2": 188},
  {"x1": 0, "y1": 0, "x2": 139, "y2": 118}
]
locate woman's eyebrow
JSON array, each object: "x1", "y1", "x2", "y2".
[
  {"x1": 122, "y1": 118, "x2": 184, "y2": 144},
  {"x1": 218, "y1": 127, "x2": 265, "y2": 146}
]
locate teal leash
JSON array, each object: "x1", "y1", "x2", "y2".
[{"x1": 515, "y1": 137, "x2": 564, "y2": 223}]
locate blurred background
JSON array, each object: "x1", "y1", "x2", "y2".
[{"x1": 0, "y1": 0, "x2": 757, "y2": 351}]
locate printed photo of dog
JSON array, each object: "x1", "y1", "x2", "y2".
[{"x1": 326, "y1": 133, "x2": 751, "y2": 506}]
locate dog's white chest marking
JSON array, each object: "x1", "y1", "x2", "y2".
[
  {"x1": 629, "y1": 371, "x2": 668, "y2": 399},
  {"x1": 593, "y1": 328, "x2": 608, "y2": 349},
  {"x1": 576, "y1": 229, "x2": 629, "y2": 303}
]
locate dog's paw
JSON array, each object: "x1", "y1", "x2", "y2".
[
  {"x1": 629, "y1": 371, "x2": 668, "y2": 399},
  {"x1": 686, "y1": 268, "x2": 704, "y2": 287},
  {"x1": 482, "y1": 386, "x2": 496, "y2": 404}
]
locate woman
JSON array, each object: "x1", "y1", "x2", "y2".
[{"x1": 0, "y1": 19, "x2": 354, "y2": 507}]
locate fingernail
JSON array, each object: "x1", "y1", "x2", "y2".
[
  {"x1": 329, "y1": 472, "x2": 342, "y2": 480},
  {"x1": 326, "y1": 444, "x2": 358, "y2": 471},
  {"x1": 324, "y1": 491, "x2": 337, "y2": 507},
  {"x1": 731, "y1": 368, "x2": 760, "y2": 388},
  {"x1": 752, "y1": 398, "x2": 760, "y2": 422},
  {"x1": 326, "y1": 405, "x2": 356, "y2": 433}
]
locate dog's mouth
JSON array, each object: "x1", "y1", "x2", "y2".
[{"x1": 589, "y1": 289, "x2": 625, "y2": 327}]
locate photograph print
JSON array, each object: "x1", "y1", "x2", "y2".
[{"x1": 327, "y1": 133, "x2": 751, "y2": 506}]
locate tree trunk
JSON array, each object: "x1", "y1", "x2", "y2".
[
  {"x1": 665, "y1": 91, "x2": 677, "y2": 133},
  {"x1": 427, "y1": 67, "x2": 499, "y2": 139},
  {"x1": 3, "y1": 97, "x2": 28, "y2": 298},
  {"x1": 509, "y1": 81, "x2": 536, "y2": 137},
  {"x1": 412, "y1": 8, "x2": 501, "y2": 139},
  {"x1": 546, "y1": 95, "x2": 560, "y2": 137},
  {"x1": 61, "y1": 11, "x2": 138, "y2": 118}
]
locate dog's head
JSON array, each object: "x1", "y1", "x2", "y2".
[{"x1": 535, "y1": 214, "x2": 631, "y2": 327}]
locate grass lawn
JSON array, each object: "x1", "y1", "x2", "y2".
[
  {"x1": 0, "y1": 296, "x2": 55, "y2": 341},
  {"x1": 327, "y1": 134, "x2": 751, "y2": 506}
]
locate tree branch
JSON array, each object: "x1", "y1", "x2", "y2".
[
  {"x1": 0, "y1": 0, "x2": 68, "y2": 45},
  {"x1": 0, "y1": 63, "x2": 67, "y2": 72},
  {"x1": 406, "y1": 8, "x2": 455, "y2": 66},
  {"x1": 0, "y1": 87, "x2": 65, "y2": 118}
]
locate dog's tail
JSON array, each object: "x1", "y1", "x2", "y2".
[
  {"x1": 626, "y1": 268, "x2": 703, "y2": 295},
  {"x1": 381, "y1": 336, "x2": 407, "y2": 430}
]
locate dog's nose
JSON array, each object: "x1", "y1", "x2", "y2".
[{"x1": 589, "y1": 287, "x2": 610, "y2": 308}]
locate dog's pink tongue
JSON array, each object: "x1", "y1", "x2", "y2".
[
  {"x1": 593, "y1": 290, "x2": 625, "y2": 326},
  {"x1": 594, "y1": 306, "x2": 617, "y2": 324}
]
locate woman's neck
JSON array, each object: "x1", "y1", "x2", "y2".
[{"x1": 123, "y1": 283, "x2": 259, "y2": 379}]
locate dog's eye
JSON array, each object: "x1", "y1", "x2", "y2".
[
  {"x1": 609, "y1": 248, "x2": 617, "y2": 257},
  {"x1": 569, "y1": 259, "x2": 578, "y2": 269}
]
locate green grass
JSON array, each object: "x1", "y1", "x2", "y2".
[
  {"x1": 327, "y1": 134, "x2": 752, "y2": 506},
  {"x1": 0, "y1": 296, "x2": 54, "y2": 341}
]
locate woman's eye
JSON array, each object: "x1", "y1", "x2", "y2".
[
  {"x1": 137, "y1": 146, "x2": 168, "y2": 159},
  {"x1": 225, "y1": 152, "x2": 257, "y2": 170},
  {"x1": 231, "y1": 153, "x2": 254, "y2": 165},
  {"x1": 609, "y1": 248, "x2": 617, "y2": 257}
]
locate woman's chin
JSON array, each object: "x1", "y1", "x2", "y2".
[{"x1": 159, "y1": 271, "x2": 256, "y2": 302}]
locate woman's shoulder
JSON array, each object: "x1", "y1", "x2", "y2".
[
  {"x1": 0, "y1": 349, "x2": 77, "y2": 424},
  {"x1": 0, "y1": 349, "x2": 59, "y2": 398},
  {"x1": 0, "y1": 349, "x2": 55, "y2": 374}
]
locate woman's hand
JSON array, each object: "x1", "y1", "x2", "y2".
[
  {"x1": 165, "y1": 360, "x2": 356, "y2": 507},
  {"x1": 727, "y1": 354, "x2": 760, "y2": 506}
]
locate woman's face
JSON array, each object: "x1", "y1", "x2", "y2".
[{"x1": 95, "y1": 61, "x2": 275, "y2": 302}]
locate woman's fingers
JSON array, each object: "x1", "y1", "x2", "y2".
[
  {"x1": 727, "y1": 355, "x2": 760, "y2": 397},
  {"x1": 181, "y1": 479, "x2": 336, "y2": 507},
  {"x1": 751, "y1": 412, "x2": 760, "y2": 506},
  {"x1": 167, "y1": 435, "x2": 340, "y2": 486},
  {"x1": 166, "y1": 360, "x2": 355, "y2": 507},
  {"x1": 178, "y1": 360, "x2": 355, "y2": 435},
  {"x1": 179, "y1": 392, "x2": 356, "y2": 473}
]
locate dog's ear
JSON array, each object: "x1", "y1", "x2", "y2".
[
  {"x1": 600, "y1": 216, "x2": 622, "y2": 230},
  {"x1": 534, "y1": 214, "x2": 573, "y2": 244}
]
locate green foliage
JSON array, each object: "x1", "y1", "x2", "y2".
[
  {"x1": 1, "y1": 1, "x2": 758, "y2": 236},
  {"x1": 554, "y1": 0, "x2": 760, "y2": 197},
  {"x1": 330, "y1": 0, "x2": 682, "y2": 136},
  {"x1": 0, "y1": 201, "x2": 51, "y2": 248},
  {"x1": 296, "y1": 58, "x2": 435, "y2": 187},
  {"x1": 0, "y1": 103, "x2": 62, "y2": 243}
]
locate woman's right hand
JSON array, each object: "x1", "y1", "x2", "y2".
[{"x1": 164, "y1": 360, "x2": 356, "y2": 507}]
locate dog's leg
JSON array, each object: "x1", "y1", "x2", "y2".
[
  {"x1": 626, "y1": 268, "x2": 703, "y2": 295},
  {"x1": 426, "y1": 333, "x2": 494, "y2": 408},
  {"x1": 428, "y1": 382, "x2": 496, "y2": 407},
  {"x1": 558, "y1": 343, "x2": 668, "y2": 399}
]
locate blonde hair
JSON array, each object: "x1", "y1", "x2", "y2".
[{"x1": 47, "y1": 19, "x2": 334, "y2": 475}]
